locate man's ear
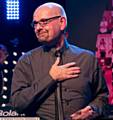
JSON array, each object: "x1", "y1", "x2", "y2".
[{"x1": 60, "y1": 17, "x2": 67, "y2": 31}]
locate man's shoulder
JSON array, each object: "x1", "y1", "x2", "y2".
[
  {"x1": 69, "y1": 44, "x2": 94, "y2": 56},
  {"x1": 19, "y1": 46, "x2": 43, "y2": 61}
]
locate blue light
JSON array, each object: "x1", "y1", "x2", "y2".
[{"x1": 6, "y1": 0, "x2": 20, "y2": 20}]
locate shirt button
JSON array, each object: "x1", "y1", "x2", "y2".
[
  {"x1": 66, "y1": 102, "x2": 69, "y2": 105},
  {"x1": 64, "y1": 88, "x2": 68, "y2": 92},
  {"x1": 65, "y1": 100, "x2": 69, "y2": 105}
]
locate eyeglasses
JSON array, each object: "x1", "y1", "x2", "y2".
[{"x1": 31, "y1": 15, "x2": 61, "y2": 28}]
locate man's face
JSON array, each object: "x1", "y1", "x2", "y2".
[{"x1": 33, "y1": 7, "x2": 65, "y2": 44}]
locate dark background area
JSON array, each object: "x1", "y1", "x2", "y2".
[{"x1": 66, "y1": 0, "x2": 109, "y2": 51}]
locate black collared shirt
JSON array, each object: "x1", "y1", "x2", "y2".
[{"x1": 10, "y1": 40, "x2": 108, "y2": 119}]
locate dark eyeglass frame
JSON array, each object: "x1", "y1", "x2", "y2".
[{"x1": 31, "y1": 15, "x2": 61, "y2": 28}]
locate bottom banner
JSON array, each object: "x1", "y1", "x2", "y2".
[{"x1": 0, "y1": 117, "x2": 40, "y2": 120}]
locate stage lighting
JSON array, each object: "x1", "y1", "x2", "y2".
[
  {"x1": 4, "y1": 69, "x2": 8, "y2": 74},
  {"x1": 21, "y1": 52, "x2": 25, "y2": 55},
  {"x1": 1, "y1": 104, "x2": 6, "y2": 107},
  {"x1": 2, "y1": 95, "x2": 7, "y2": 99},
  {"x1": 4, "y1": 61, "x2": 9, "y2": 65},
  {"x1": 6, "y1": 0, "x2": 20, "y2": 20},
  {"x1": 3, "y1": 86, "x2": 8, "y2": 91},
  {"x1": 13, "y1": 51, "x2": 18, "y2": 56},
  {"x1": 3, "y1": 77, "x2": 8, "y2": 82},
  {"x1": 12, "y1": 60, "x2": 17, "y2": 65}
]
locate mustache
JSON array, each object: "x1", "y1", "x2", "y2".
[{"x1": 35, "y1": 29, "x2": 48, "y2": 34}]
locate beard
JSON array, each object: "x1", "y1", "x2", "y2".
[
  {"x1": 36, "y1": 30, "x2": 63, "y2": 48},
  {"x1": 36, "y1": 33, "x2": 48, "y2": 42},
  {"x1": 39, "y1": 38, "x2": 59, "y2": 48},
  {"x1": 36, "y1": 35, "x2": 58, "y2": 47}
]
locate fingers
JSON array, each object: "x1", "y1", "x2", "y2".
[
  {"x1": 65, "y1": 66, "x2": 80, "y2": 78},
  {"x1": 70, "y1": 106, "x2": 96, "y2": 120},
  {"x1": 65, "y1": 70, "x2": 80, "y2": 78},
  {"x1": 67, "y1": 67, "x2": 80, "y2": 74},
  {"x1": 51, "y1": 59, "x2": 81, "y2": 81},
  {"x1": 63, "y1": 62, "x2": 76, "y2": 68},
  {"x1": 65, "y1": 74, "x2": 79, "y2": 79}
]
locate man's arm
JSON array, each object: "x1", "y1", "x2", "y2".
[
  {"x1": 88, "y1": 59, "x2": 109, "y2": 116},
  {"x1": 10, "y1": 56, "x2": 57, "y2": 114},
  {"x1": 71, "y1": 57, "x2": 109, "y2": 120}
]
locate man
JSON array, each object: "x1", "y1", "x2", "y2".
[
  {"x1": 10, "y1": 2, "x2": 108, "y2": 120},
  {"x1": 0, "y1": 44, "x2": 8, "y2": 102}
]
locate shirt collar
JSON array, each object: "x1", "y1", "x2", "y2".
[{"x1": 43, "y1": 39, "x2": 69, "y2": 54}]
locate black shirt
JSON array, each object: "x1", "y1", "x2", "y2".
[{"x1": 10, "y1": 41, "x2": 108, "y2": 119}]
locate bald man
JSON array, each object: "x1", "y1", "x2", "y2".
[{"x1": 10, "y1": 2, "x2": 108, "y2": 120}]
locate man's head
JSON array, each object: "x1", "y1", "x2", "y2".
[{"x1": 32, "y1": 2, "x2": 67, "y2": 46}]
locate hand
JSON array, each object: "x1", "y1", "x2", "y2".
[
  {"x1": 49, "y1": 57, "x2": 80, "y2": 81},
  {"x1": 70, "y1": 106, "x2": 98, "y2": 120}
]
